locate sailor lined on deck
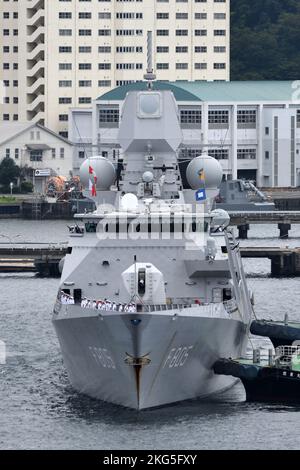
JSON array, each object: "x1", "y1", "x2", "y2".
[
  {"x1": 61, "y1": 292, "x2": 75, "y2": 305},
  {"x1": 78, "y1": 297, "x2": 137, "y2": 312}
]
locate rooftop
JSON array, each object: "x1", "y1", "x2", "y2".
[
  {"x1": 0, "y1": 122, "x2": 73, "y2": 146},
  {"x1": 98, "y1": 80, "x2": 299, "y2": 103}
]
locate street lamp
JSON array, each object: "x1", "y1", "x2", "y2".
[{"x1": 9, "y1": 182, "x2": 13, "y2": 196}]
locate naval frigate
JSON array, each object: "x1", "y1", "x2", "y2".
[{"x1": 52, "y1": 82, "x2": 253, "y2": 410}]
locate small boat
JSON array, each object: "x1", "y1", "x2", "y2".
[{"x1": 214, "y1": 345, "x2": 300, "y2": 403}]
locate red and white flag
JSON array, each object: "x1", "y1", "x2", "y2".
[{"x1": 89, "y1": 165, "x2": 97, "y2": 197}]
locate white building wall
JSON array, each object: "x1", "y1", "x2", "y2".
[
  {"x1": 69, "y1": 96, "x2": 300, "y2": 188},
  {"x1": 0, "y1": 126, "x2": 73, "y2": 178}
]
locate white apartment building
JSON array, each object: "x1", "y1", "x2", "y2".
[
  {"x1": 0, "y1": 0, "x2": 229, "y2": 137},
  {"x1": 69, "y1": 81, "x2": 300, "y2": 188}
]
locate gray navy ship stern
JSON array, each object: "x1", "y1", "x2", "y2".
[{"x1": 52, "y1": 76, "x2": 253, "y2": 409}]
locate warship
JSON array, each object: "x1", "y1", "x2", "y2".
[{"x1": 52, "y1": 75, "x2": 253, "y2": 410}]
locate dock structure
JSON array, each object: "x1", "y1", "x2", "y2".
[
  {"x1": 0, "y1": 244, "x2": 68, "y2": 276},
  {"x1": 1, "y1": 243, "x2": 300, "y2": 277},
  {"x1": 240, "y1": 247, "x2": 300, "y2": 277},
  {"x1": 229, "y1": 211, "x2": 300, "y2": 239}
]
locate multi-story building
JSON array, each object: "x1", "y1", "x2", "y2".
[
  {"x1": 69, "y1": 81, "x2": 300, "y2": 188},
  {"x1": 0, "y1": 0, "x2": 230, "y2": 137}
]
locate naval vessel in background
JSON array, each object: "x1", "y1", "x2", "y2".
[{"x1": 52, "y1": 61, "x2": 253, "y2": 409}]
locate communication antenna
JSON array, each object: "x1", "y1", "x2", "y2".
[{"x1": 144, "y1": 31, "x2": 156, "y2": 89}]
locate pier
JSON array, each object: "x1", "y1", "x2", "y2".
[
  {"x1": 1, "y1": 243, "x2": 300, "y2": 277},
  {"x1": 229, "y1": 211, "x2": 300, "y2": 239},
  {"x1": 0, "y1": 244, "x2": 68, "y2": 276}
]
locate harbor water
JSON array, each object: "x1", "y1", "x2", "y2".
[{"x1": 0, "y1": 220, "x2": 300, "y2": 450}]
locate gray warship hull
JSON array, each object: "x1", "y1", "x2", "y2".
[{"x1": 53, "y1": 306, "x2": 248, "y2": 410}]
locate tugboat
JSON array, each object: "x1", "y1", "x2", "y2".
[{"x1": 214, "y1": 345, "x2": 300, "y2": 403}]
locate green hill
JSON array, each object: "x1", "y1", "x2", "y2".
[{"x1": 231, "y1": 0, "x2": 300, "y2": 80}]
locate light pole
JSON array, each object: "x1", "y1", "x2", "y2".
[{"x1": 9, "y1": 182, "x2": 13, "y2": 196}]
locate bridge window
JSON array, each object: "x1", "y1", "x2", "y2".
[{"x1": 85, "y1": 222, "x2": 98, "y2": 233}]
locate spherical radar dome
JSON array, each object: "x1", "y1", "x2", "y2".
[
  {"x1": 186, "y1": 154, "x2": 223, "y2": 190},
  {"x1": 80, "y1": 156, "x2": 116, "y2": 191},
  {"x1": 142, "y1": 171, "x2": 154, "y2": 183}
]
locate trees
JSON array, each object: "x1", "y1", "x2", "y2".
[
  {"x1": 0, "y1": 157, "x2": 20, "y2": 191},
  {"x1": 231, "y1": 0, "x2": 300, "y2": 80}
]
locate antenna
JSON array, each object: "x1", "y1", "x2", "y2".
[{"x1": 144, "y1": 31, "x2": 156, "y2": 89}]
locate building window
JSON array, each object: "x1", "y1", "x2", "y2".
[
  {"x1": 208, "y1": 149, "x2": 229, "y2": 160},
  {"x1": 265, "y1": 127, "x2": 270, "y2": 135},
  {"x1": 156, "y1": 63, "x2": 169, "y2": 69},
  {"x1": 30, "y1": 150, "x2": 43, "y2": 162},
  {"x1": 237, "y1": 149, "x2": 257, "y2": 160},
  {"x1": 98, "y1": 80, "x2": 111, "y2": 87},
  {"x1": 60, "y1": 148, "x2": 65, "y2": 159},
  {"x1": 79, "y1": 97, "x2": 92, "y2": 104},
  {"x1": 78, "y1": 151, "x2": 85, "y2": 159},
  {"x1": 265, "y1": 151, "x2": 270, "y2": 160},
  {"x1": 99, "y1": 107, "x2": 119, "y2": 128},
  {"x1": 157, "y1": 46, "x2": 169, "y2": 53},
  {"x1": 179, "y1": 148, "x2": 202, "y2": 160},
  {"x1": 180, "y1": 108, "x2": 202, "y2": 128},
  {"x1": 176, "y1": 63, "x2": 188, "y2": 69},
  {"x1": 208, "y1": 110, "x2": 229, "y2": 128},
  {"x1": 15, "y1": 149, "x2": 19, "y2": 159},
  {"x1": 52, "y1": 149, "x2": 56, "y2": 159},
  {"x1": 297, "y1": 110, "x2": 300, "y2": 128}
]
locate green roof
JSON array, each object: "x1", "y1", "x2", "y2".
[{"x1": 98, "y1": 80, "x2": 297, "y2": 103}]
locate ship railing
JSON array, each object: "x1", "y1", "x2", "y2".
[
  {"x1": 54, "y1": 300, "x2": 229, "y2": 316},
  {"x1": 139, "y1": 304, "x2": 193, "y2": 313},
  {"x1": 275, "y1": 346, "x2": 300, "y2": 365},
  {"x1": 223, "y1": 299, "x2": 239, "y2": 314}
]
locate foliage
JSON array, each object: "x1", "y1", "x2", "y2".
[
  {"x1": 0, "y1": 157, "x2": 20, "y2": 190},
  {"x1": 20, "y1": 181, "x2": 33, "y2": 193},
  {"x1": 0, "y1": 196, "x2": 16, "y2": 204},
  {"x1": 231, "y1": 0, "x2": 300, "y2": 80}
]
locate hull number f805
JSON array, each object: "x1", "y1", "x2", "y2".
[
  {"x1": 163, "y1": 345, "x2": 194, "y2": 368},
  {"x1": 89, "y1": 346, "x2": 116, "y2": 369}
]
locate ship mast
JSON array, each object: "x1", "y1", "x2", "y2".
[{"x1": 143, "y1": 31, "x2": 156, "y2": 90}]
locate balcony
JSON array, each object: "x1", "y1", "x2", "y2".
[
  {"x1": 27, "y1": 60, "x2": 45, "y2": 78},
  {"x1": 27, "y1": 95, "x2": 45, "y2": 113},
  {"x1": 27, "y1": 76, "x2": 45, "y2": 94},
  {"x1": 27, "y1": 26, "x2": 45, "y2": 45},
  {"x1": 27, "y1": 44, "x2": 45, "y2": 62}
]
